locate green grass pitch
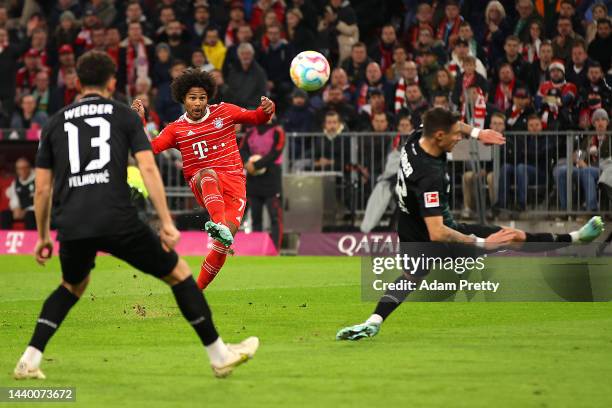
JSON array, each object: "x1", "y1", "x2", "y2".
[{"x1": 1, "y1": 255, "x2": 612, "y2": 407}]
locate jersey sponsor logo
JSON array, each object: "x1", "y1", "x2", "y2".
[
  {"x1": 192, "y1": 140, "x2": 209, "y2": 159},
  {"x1": 192, "y1": 140, "x2": 229, "y2": 159},
  {"x1": 213, "y1": 117, "x2": 223, "y2": 129},
  {"x1": 424, "y1": 191, "x2": 440, "y2": 208}
]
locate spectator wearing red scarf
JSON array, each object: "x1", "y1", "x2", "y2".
[
  {"x1": 225, "y1": 2, "x2": 247, "y2": 47},
  {"x1": 29, "y1": 28, "x2": 49, "y2": 68},
  {"x1": 105, "y1": 28, "x2": 121, "y2": 68},
  {"x1": 118, "y1": 22, "x2": 154, "y2": 96},
  {"x1": 250, "y1": 0, "x2": 286, "y2": 31},
  {"x1": 369, "y1": 24, "x2": 398, "y2": 74},
  {"x1": 402, "y1": 2, "x2": 434, "y2": 53},
  {"x1": 452, "y1": 56, "x2": 488, "y2": 108},
  {"x1": 16, "y1": 49, "x2": 50, "y2": 103},
  {"x1": 536, "y1": 60, "x2": 577, "y2": 129},
  {"x1": 436, "y1": 0, "x2": 463, "y2": 49},
  {"x1": 74, "y1": 10, "x2": 101, "y2": 52},
  {"x1": 491, "y1": 62, "x2": 516, "y2": 112},
  {"x1": 52, "y1": 45, "x2": 75, "y2": 89}
]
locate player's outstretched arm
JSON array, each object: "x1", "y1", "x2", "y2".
[
  {"x1": 424, "y1": 216, "x2": 515, "y2": 249},
  {"x1": 33, "y1": 168, "x2": 54, "y2": 265},
  {"x1": 229, "y1": 96, "x2": 275, "y2": 125},
  {"x1": 425, "y1": 216, "x2": 476, "y2": 243},
  {"x1": 134, "y1": 150, "x2": 180, "y2": 251},
  {"x1": 458, "y1": 122, "x2": 505, "y2": 145}
]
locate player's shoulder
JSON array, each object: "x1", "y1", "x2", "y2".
[{"x1": 401, "y1": 128, "x2": 423, "y2": 160}]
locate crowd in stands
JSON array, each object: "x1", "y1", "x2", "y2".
[{"x1": 1, "y1": 0, "x2": 611, "y2": 225}]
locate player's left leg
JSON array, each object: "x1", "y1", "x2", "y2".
[
  {"x1": 14, "y1": 240, "x2": 96, "y2": 379},
  {"x1": 189, "y1": 169, "x2": 234, "y2": 247},
  {"x1": 102, "y1": 223, "x2": 258, "y2": 377},
  {"x1": 197, "y1": 172, "x2": 246, "y2": 290},
  {"x1": 496, "y1": 216, "x2": 604, "y2": 245}
]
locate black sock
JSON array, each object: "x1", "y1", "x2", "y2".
[
  {"x1": 29, "y1": 285, "x2": 79, "y2": 352},
  {"x1": 171, "y1": 277, "x2": 219, "y2": 346},
  {"x1": 373, "y1": 273, "x2": 424, "y2": 321},
  {"x1": 525, "y1": 233, "x2": 572, "y2": 243}
]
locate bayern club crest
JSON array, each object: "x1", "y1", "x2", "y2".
[{"x1": 213, "y1": 117, "x2": 223, "y2": 129}]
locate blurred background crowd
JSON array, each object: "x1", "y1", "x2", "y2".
[{"x1": 1, "y1": 0, "x2": 611, "y2": 236}]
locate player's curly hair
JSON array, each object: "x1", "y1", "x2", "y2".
[{"x1": 171, "y1": 67, "x2": 217, "y2": 103}]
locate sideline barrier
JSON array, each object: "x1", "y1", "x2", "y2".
[
  {"x1": 298, "y1": 232, "x2": 399, "y2": 256},
  {"x1": 0, "y1": 230, "x2": 278, "y2": 256}
]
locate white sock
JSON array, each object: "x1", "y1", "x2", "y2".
[
  {"x1": 205, "y1": 337, "x2": 232, "y2": 366},
  {"x1": 570, "y1": 231, "x2": 580, "y2": 243},
  {"x1": 20, "y1": 346, "x2": 43, "y2": 369},
  {"x1": 365, "y1": 314, "x2": 383, "y2": 325}
]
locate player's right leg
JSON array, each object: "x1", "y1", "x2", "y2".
[
  {"x1": 163, "y1": 259, "x2": 258, "y2": 377},
  {"x1": 336, "y1": 270, "x2": 425, "y2": 341},
  {"x1": 14, "y1": 240, "x2": 96, "y2": 379},
  {"x1": 105, "y1": 223, "x2": 258, "y2": 378}
]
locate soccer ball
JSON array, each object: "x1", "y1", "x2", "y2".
[{"x1": 290, "y1": 51, "x2": 331, "y2": 91}]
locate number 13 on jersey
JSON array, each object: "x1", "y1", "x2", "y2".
[{"x1": 64, "y1": 117, "x2": 111, "y2": 174}]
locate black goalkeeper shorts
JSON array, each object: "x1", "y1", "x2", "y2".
[{"x1": 59, "y1": 222, "x2": 179, "y2": 285}]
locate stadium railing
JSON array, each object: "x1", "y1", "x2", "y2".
[
  {"x1": 276, "y1": 131, "x2": 612, "y2": 219},
  {"x1": 4, "y1": 128, "x2": 610, "y2": 220}
]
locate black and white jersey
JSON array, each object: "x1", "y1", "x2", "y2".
[
  {"x1": 36, "y1": 94, "x2": 151, "y2": 241},
  {"x1": 395, "y1": 129, "x2": 457, "y2": 242}
]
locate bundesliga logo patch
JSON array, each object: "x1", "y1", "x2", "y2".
[
  {"x1": 424, "y1": 191, "x2": 440, "y2": 208},
  {"x1": 213, "y1": 118, "x2": 223, "y2": 129}
]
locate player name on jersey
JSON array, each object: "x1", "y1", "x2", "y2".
[
  {"x1": 68, "y1": 169, "x2": 110, "y2": 188},
  {"x1": 64, "y1": 103, "x2": 113, "y2": 120}
]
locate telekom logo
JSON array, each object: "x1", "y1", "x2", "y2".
[
  {"x1": 5, "y1": 231, "x2": 25, "y2": 253},
  {"x1": 192, "y1": 141, "x2": 209, "y2": 159}
]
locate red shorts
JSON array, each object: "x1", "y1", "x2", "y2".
[{"x1": 188, "y1": 171, "x2": 247, "y2": 227}]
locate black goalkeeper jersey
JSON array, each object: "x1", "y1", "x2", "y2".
[
  {"x1": 395, "y1": 129, "x2": 457, "y2": 242},
  {"x1": 36, "y1": 94, "x2": 152, "y2": 241}
]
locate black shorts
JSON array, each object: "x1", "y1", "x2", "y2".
[{"x1": 59, "y1": 222, "x2": 179, "y2": 284}]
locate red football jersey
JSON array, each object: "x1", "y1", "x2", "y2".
[{"x1": 151, "y1": 102, "x2": 272, "y2": 180}]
